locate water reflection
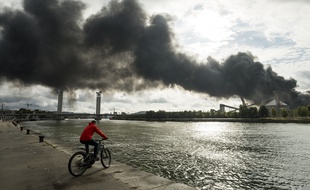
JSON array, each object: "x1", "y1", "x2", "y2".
[{"x1": 22, "y1": 120, "x2": 310, "y2": 189}]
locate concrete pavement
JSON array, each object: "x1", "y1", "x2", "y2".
[{"x1": 0, "y1": 121, "x2": 196, "y2": 190}]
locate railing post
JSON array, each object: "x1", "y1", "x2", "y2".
[{"x1": 39, "y1": 135, "x2": 44, "y2": 142}]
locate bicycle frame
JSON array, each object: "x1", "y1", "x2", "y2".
[
  {"x1": 80, "y1": 139, "x2": 105, "y2": 153},
  {"x1": 78, "y1": 139, "x2": 108, "y2": 165}
]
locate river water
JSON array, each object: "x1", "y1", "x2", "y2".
[{"x1": 22, "y1": 119, "x2": 310, "y2": 189}]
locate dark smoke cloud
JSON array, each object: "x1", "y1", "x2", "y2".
[
  {"x1": 0, "y1": 0, "x2": 309, "y2": 108},
  {"x1": 0, "y1": 0, "x2": 149, "y2": 92},
  {"x1": 83, "y1": 0, "x2": 146, "y2": 53}
]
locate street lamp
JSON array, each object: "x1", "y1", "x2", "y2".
[{"x1": 0, "y1": 98, "x2": 2, "y2": 120}]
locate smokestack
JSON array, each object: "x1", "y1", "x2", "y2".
[
  {"x1": 96, "y1": 91, "x2": 102, "y2": 117},
  {"x1": 57, "y1": 90, "x2": 63, "y2": 113}
]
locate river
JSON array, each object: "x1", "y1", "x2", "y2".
[{"x1": 22, "y1": 119, "x2": 310, "y2": 189}]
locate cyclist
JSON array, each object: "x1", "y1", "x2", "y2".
[{"x1": 80, "y1": 120, "x2": 108, "y2": 161}]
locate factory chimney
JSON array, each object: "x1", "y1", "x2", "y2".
[
  {"x1": 96, "y1": 91, "x2": 102, "y2": 120},
  {"x1": 57, "y1": 90, "x2": 63, "y2": 113}
]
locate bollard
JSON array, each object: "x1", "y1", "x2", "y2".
[
  {"x1": 26, "y1": 129, "x2": 30, "y2": 134},
  {"x1": 20, "y1": 126, "x2": 24, "y2": 131},
  {"x1": 39, "y1": 135, "x2": 45, "y2": 142}
]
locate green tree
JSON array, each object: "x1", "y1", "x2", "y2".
[
  {"x1": 239, "y1": 105, "x2": 248, "y2": 118},
  {"x1": 281, "y1": 109, "x2": 288, "y2": 118},
  {"x1": 297, "y1": 106, "x2": 308, "y2": 117},
  {"x1": 230, "y1": 111, "x2": 239, "y2": 118},
  {"x1": 248, "y1": 107, "x2": 259, "y2": 118},
  {"x1": 271, "y1": 108, "x2": 277, "y2": 117},
  {"x1": 258, "y1": 105, "x2": 269, "y2": 117},
  {"x1": 205, "y1": 112, "x2": 211, "y2": 118},
  {"x1": 239, "y1": 105, "x2": 258, "y2": 118},
  {"x1": 156, "y1": 110, "x2": 167, "y2": 118},
  {"x1": 145, "y1": 111, "x2": 155, "y2": 118},
  {"x1": 196, "y1": 110, "x2": 203, "y2": 118},
  {"x1": 210, "y1": 109, "x2": 216, "y2": 117}
]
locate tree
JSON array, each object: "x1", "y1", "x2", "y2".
[
  {"x1": 230, "y1": 111, "x2": 239, "y2": 118},
  {"x1": 238, "y1": 105, "x2": 258, "y2": 118},
  {"x1": 281, "y1": 109, "x2": 288, "y2": 118},
  {"x1": 258, "y1": 105, "x2": 269, "y2": 117},
  {"x1": 297, "y1": 106, "x2": 308, "y2": 117},
  {"x1": 196, "y1": 110, "x2": 203, "y2": 118},
  {"x1": 145, "y1": 111, "x2": 155, "y2": 118},
  {"x1": 156, "y1": 110, "x2": 167, "y2": 118},
  {"x1": 239, "y1": 105, "x2": 248, "y2": 118},
  {"x1": 271, "y1": 108, "x2": 277, "y2": 117},
  {"x1": 210, "y1": 109, "x2": 216, "y2": 117},
  {"x1": 249, "y1": 107, "x2": 259, "y2": 118}
]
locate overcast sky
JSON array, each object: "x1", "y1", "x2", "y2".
[{"x1": 0, "y1": 0, "x2": 309, "y2": 114}]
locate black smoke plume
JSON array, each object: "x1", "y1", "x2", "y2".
[{"x1": 0, "y1": 0, "x2": 309, "y2": 108}]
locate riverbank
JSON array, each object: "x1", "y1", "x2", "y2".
[
  {"x1": 0, "y1": 121, "x2": 195, "y2": 190},
  {"x1": 112, "y1": 117, "x2": 310, "y2": 123}
]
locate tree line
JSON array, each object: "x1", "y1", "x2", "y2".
[{"x1": 121, "y1": 105, "x2": 310, "y2": 119}]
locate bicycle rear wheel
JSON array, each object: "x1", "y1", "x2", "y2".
[
  {"x1": 68, "y1": 151, "x2": 88, "y2": 176},
  {"x1": 100, "y1": 148, "x2": 111, "y2": 168}
]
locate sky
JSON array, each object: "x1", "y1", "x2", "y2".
[{"x1": 0, "y1": 0, "x2": 309, "y2": 114}]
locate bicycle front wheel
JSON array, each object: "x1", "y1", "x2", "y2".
[
  {"x1": 100, "y1": 148, "x2": 111, "y2": 168},
  {"x1": 68, "y1": 151, "x2": 87, "y2": 176}
]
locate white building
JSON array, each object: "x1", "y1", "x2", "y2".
[{"x1": 265, "y1": 99, "x2": 289, "y2": 112}]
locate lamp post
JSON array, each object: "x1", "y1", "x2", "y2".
[
  {"x1": 1, "y1": 103, "x2": 4, "y2": 121},
  {"x1": 57, "y1": 90, "x2": 63, "y2": 120},
  {"x1": 0, "y1": 98, "x2": 2, "y2": 121}
]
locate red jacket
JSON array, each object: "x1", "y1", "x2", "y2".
[{"x1": 80, "y1": 122, "x2": 108, "y2": 141}]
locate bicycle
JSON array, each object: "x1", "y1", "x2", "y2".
[{"x1": 68, "y1": 139, "x2": 111, "y2": 176}]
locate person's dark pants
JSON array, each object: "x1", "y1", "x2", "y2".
[{"x1": 80, "y1": 139, "x2": 99, "y2": 158}]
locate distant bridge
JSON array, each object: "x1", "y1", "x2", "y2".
[{"x1": 1, "y1": 112, "x2": 114, "y2": 121}]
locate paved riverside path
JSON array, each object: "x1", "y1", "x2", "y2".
[{"x1": 0, "y1": 121, "x2": 196, "y2": 190}]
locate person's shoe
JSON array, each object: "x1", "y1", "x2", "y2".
[{"x1": 94, "y1": 156, "x2": 99, "y2": 161}]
